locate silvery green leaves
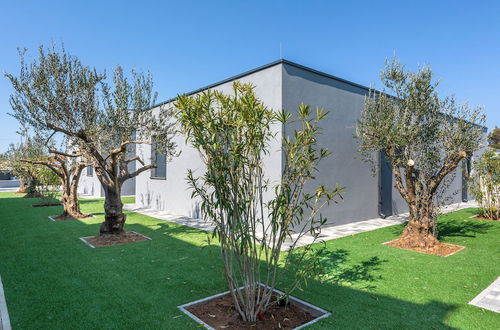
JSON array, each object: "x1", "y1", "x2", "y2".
[
  {"x1": 356, "y1": 57, "x2": 485, "y2": 245},
  {"x1": 6, "y1": 45, "x2": 104, "y2": 139},
  {"x1": 177, "y1": 82, "x2": 342, "y2": 322},
  {"x1": 469, "y1": 151, "x2": 500, "y2": 220},
  {"x1": 6, "y1": 43, "x2": 178, "y2": 234}
]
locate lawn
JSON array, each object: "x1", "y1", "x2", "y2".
[{"x1": 0, "y1": 191, "x2": 499, "y2": 329}]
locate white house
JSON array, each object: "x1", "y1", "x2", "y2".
[
  {"x1": 129, "y1": 59, "x2": 485, "y2": 227},
  {"x1": 79, "y1": 60, "x2": 484, "y2": 224}
]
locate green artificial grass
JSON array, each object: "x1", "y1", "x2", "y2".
[{"x1": 0, "y1": 191, "x2": 499, "y2": 329}]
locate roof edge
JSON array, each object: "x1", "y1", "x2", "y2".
[
  {"x1": 149, "y1": 58, "x2": 377, "y2": 109},
  {"x1": 150, "y1": 59, "x2": 284, "y2": 109},
  {"x1": 148, "y1": 59, "x2": 488, "y2": 130}
]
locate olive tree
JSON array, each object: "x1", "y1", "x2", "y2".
[
  {"x1": 469, "y1": 150, "x2": 499, "y2": 220},
  {"x1": 357, "y1": 58, "x2": 485, "y2": 248},
  {"x1": 3, "y1": 137, "x2": 46, "y2": 196},
  {"x1": 6, "y1": 45, "x2": 177, "y2": 234},
  {"x1": 22, "y1": 145, "x2": 89, "y2": 219},
  {"x1": 489, "y1": 128, "x2": 500, "y2": 150},
  {"x1": 177, "y1": 82, "x2": 342, "y2": 322},
  {"x1": 30, "y1": 163, "x2": 60, "y2": 206}
]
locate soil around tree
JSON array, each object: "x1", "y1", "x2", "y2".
[
  {"x1": 23, "y1": 192, "x2": 42, "y2": 198},
  {"x1": 50, "y1": 214, "x2": 94, "y2": 221},
  {"x1": 81, "y1": 231, "x2": 151, "y2": 248},
  {"x1": 185, "y1": 292, "x2": 318, "y2": 329},
  {"x1": 470, "y1": 214, "x2": 499, "y2": 221},
  {"x1": 31, "y1": 202, "x2": 62, "y2": 207},
  {"x1": 384, "y1": 238, "x2": 464, "y2": 257}
]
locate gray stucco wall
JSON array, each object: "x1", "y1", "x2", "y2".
[
  {"x1": 134, "y1": 64, "x2": 283, "y2": 218},
  {"x1": 281, "y1": 63, "x2": 477, "y2": 226},
  {"x1": 133, "y1": 60, "x2": 485, "y2": 228},
  {"x1": 282, "y1": 63, "x2": 379, "y2": 226},
  {"x1": 388, "y1": 166, "x2": 464, "y2": 216}
]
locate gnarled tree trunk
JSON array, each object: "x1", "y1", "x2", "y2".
[
  {"x1": 90, "y1": 145, "x2": 154, "y2": 236},
  {"x1": 23, "y1": 179, "x2": 42, "y2": 198},
  {"x1": 390, "y1": 159, "x2": 443, "y2": 249},
  {"x1": 398, "y1": 200, "x2": 439, "y2": 248},
  {"x1": 17, "y1": 179, "x2": 28, "y2": 193},
  {"x1": 58, "y1": 163, "x2": 88, "y2": 219},
  {"x1": 100, "y1": 183, "x2": 125, "y2": 234},
  {"x1": 21, "y1": 155, "x2": 88, "y2": 219}
]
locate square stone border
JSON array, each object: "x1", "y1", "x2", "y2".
[
  {"x1": 0, "y1": 275, "x2": 12, "y2": 330},
  {"x1": 469, "y1": 276, "x2": 500, "y2": 313},
  {"x1": 79, "y1": 231, "x2": 152, "y2": 249},
  {"x1": 48, "y1": 214, "x2": 95, "y2": 222},
  {"x1": 382, "y1": 239, "x2": 465, "y2": 257},
  {"x1": 178, "y1": 283, "x2": 331, "y2": 330}
]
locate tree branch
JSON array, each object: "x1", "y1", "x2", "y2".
[
  {"x1": 125, "y1": 156, "x2": 145, "y2": 166},
  {"x1": 49, "y1": 149, "x2": 82, "y2": 158},
  {"x1": 120, "y1": 164, "x2": 155, "y2": 183},
  {"x1": 111, "y1": 140, "x2": 151, "y2": 156},
  {"x1": 429, "y1": 151, "x2": 467, "y2": 194},
  {"x1": 46, "y1": 123, "x2": 77, "y2": 138},
  {"x1": 20, "y1": 159, "x2": 62, "y2": 177}
]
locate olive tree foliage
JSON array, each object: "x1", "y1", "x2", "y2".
[
  {"x1": 20, "y1": 134, "x2": 90, "y2": 219},
  {"x1": 177, "y1": 82, "x2": 342, "y2": 322},
  {"x1": 469, "y1": 151, "x2": 500, "y2": 220},
  {"x1": 357, "y1": 58, "x2": 485, "y2": 248},
  {"x1": 2, "y1": 135, "x2": 47, "y2": 195},
  {"x1": 489, "y1": 127, "x2": 500, "y2": 150},
  {"x1": 6, "y1": 44, "x2": 177, "y2": 234},
  {"x1": 31, "y1": 163, "x2": 60, "y2": 205}
]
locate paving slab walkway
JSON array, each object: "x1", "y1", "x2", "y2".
[
  {"x1": 124, "y1": 200, "x2": 477, "y2": 250},
  {"x1": 78, "y1": 194, "x2": 135, "y2": 200},
  {"x1": 123, "y1": 204, "x2": 215, "y2": 232},
  {"x1": 283, "y1": 200, "x2": 477, "y2": 250},
  {"x1": 469, "y1": 277, "x2": 500, "y2": 313},
  {"x1": 0, "y1": 188, "x2": 18, "y2": 192},
  {"x1": 0, "y1": 276, "x2": 11, "y2": 330}
]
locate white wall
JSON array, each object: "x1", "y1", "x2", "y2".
[
  {"x1": 135, "y1": 64, "x2": 284, "y2": 218},
  {"x1": 134, "y1": 60, "x2": 486, "y2": 227},
  {"x1": 77, "y1": 169, "x2": 104, "y2": 197}
]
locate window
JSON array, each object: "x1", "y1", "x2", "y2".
[
  {"x1": 151, "y1": 138, "x2": 166, "y2": 179},
  {"x1": 86, "y1": 165, "x2": 93, "y2": 177}
]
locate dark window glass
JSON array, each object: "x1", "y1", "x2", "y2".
[
  {"x1": 86, "y1": 165, "x2": 93, "y2": 176},
  {"x1": 151, "y1": 138, "x2": 166, "y2": 179}
]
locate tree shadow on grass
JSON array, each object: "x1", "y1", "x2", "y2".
[
  {"x1": 128, "y1": 219, "x2": 211, "y2": 238},
  {"x1": 437, "y1": 220, "x2": 493, "y2": 239},
  {"x1": 302, "y1": 281, "x2": 459, "y2": 329},
  {"x1": 77, "y1": 198, "x2": 104, "y2": 205},
  {"x1": 288, "y1": 248, "x2": 388, "y2": 290},
  {"x1": 388, "y1": 217, "x2": 493, "y2": 239}
]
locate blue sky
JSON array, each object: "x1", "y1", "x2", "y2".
[{"x1": 0, "y1": 0, "x2": 498, "y2": 152}]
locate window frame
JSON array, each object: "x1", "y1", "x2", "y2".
[
  {"x1": 86, "y1": 165, "x2": 93, "y2": 177},
  {"x1": 150, "y1": 137, "x2": 167, "y2": 180}
]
